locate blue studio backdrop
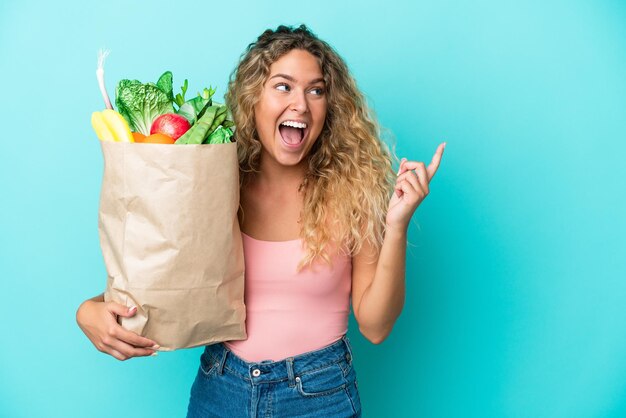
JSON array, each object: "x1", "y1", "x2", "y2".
[{"x1": 1, "y1": 0, "x2": 625, "y2": 417}]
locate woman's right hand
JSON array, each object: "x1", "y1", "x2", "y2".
[{"x1": 76, "y1": 297, "x2": 160, "y2": 361}]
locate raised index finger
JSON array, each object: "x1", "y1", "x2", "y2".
[{"x1": 427, "y1": 142, "x2": 446, "y2": 180}]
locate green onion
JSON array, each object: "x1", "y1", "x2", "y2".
[{"x1": 96, "y1": 48, "x2": 113, "y2": 110}]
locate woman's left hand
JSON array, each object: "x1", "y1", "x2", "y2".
[{"x1": 385, "y1": 142, "x2": 446, "y2": 232}]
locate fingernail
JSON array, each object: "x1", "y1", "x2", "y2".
[
  {"x1": 151, "y1": 352, "x2": 158, "y2": 357},
  {"x1": 150, "y1": 344, "x2": 160, "y2": 349},
  {"x1": 129, "y1": 306, "x2": 137, "y2": 312}
]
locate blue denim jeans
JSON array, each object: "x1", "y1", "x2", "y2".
[{"x1": 186, "y1": 335, "x2": 362, "y2": 417}]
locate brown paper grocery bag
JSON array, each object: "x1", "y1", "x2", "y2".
[{"x1": 98, "y1": 141, "x2": 246, "y2": 351}]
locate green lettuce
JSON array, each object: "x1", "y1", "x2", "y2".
[
  {"x1": 205, "y1": 126, "x2": 233, "y2": 144},
  {"x1": 115, "y1": 71, "x2": 175, "y2": 135}
]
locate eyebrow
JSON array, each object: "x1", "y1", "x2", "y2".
[{"x1": 269, "y1": 73, "x2": 325, "y2": 85}]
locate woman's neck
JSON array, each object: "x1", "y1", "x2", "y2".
[{"x1": 254, "y1": 154, "x2": 308, "y2": 193}]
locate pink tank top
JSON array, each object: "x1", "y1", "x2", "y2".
[{"x1": 223, "y1": 232, "x2": 352, "y2": 362}]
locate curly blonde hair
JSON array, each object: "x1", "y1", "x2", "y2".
[{"x1": 225, "y1": 24, "x2": 397, "y2": 270}]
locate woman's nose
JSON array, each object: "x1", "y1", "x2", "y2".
[{"x1": 289, "y1": 90, "x2": 308, "y2": 113}]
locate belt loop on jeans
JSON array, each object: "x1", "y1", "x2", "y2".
[
  {"x1": 286, "y1": 357, "x2": 296, "y2": 388},
  {"x1": 342, "y1": 335, "x2": 353, "y2": 364},
  {"x1": 217, "y1": 344, "x2": 229, "y2": 376}
]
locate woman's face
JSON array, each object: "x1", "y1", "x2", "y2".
[{"x1": 253, "y1": 49, "x2": 328, "y2": 169}]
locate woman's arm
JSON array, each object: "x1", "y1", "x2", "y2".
[
  {"x1": 351, "y1": 143, "x2": 445, "y2": 344},
  {"x1": 351, "y1": 227, "x2": 407, "y2": 344}
]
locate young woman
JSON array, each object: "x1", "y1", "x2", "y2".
[{"x1": 76, "y1": 24, "x2": 445, "y2": 417}]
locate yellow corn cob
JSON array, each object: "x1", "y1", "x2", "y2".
[{"x1": 91, "y1": 109, "x2": 134, "y2": 142}]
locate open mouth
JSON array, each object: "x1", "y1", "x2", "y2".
[{"x1": 278, "y1": 121, "x2": 308, "y2": 146}]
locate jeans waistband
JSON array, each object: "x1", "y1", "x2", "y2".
[{"x1": 202, "y1": 335, "x2": 355, "y2": 387}]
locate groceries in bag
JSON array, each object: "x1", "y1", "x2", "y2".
[{"x1": 91, "y1": 49, "x2": 247, "y2": 351}]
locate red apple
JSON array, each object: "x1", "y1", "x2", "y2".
[{"x1": 150, "y1": 113, "x2": 191, "y2": 140}]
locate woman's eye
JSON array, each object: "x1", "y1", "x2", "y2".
[
  {"x1": 310, "y1": 87, "x2": 325, "y2": 96},
  {"x1": 276, "y1": 84, "x2": 290, "y2": 92}
]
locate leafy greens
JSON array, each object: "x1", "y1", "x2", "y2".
[
  {"x1": 115, "y1": 72, "x2": 175, "y2": 135},
  {"x1": 114, "y1": 71, "x2": 234, "y2": 141}
]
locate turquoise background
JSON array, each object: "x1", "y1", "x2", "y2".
[{"x1": 1, "y1": 0, "x2": 625, "y2": 416}]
